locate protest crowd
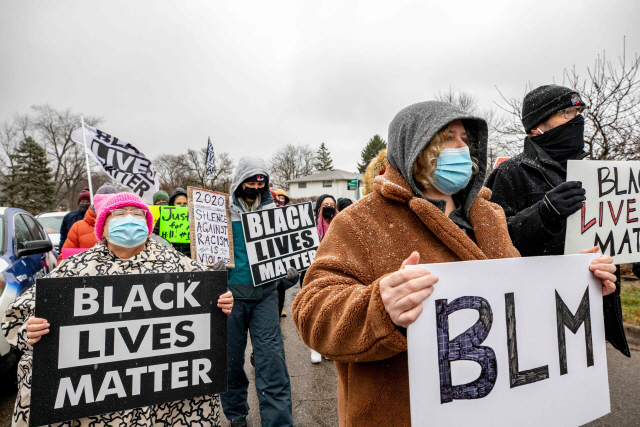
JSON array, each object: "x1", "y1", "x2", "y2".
[{"x1": 1, "y1": 84, "x2": 634, "y2": 427}]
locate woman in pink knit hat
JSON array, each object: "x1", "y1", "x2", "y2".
[{"x1": 3, "y1": 192, "x2": 233, "y2": 427}]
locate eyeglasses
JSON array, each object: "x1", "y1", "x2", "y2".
[
  {"x1": 557, "y1": 106, "x2": 588, "y2": 120},
  {"x1": 110, "y1": 208, "x2": 147, "y2": 219}
]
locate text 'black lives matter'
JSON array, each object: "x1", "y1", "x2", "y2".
[
  {"x1": 242, "y1": 202, "x2": 320, "y2": 286},
  {"x1": 30, "y1": 271, "x2": 228, "y2": 426}
]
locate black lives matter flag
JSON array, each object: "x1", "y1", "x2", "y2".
[
  {"x1": 242, "y1": 202, "x2": 320, "y2": 286},
  {"x1": 206, "y1": 137, "x2": 215, "y2": 176},
  {"x1": 71, "y1": 124, "x2": 160, "y2": 203},
  {"x1": 30, "y1": 271, "x2": 228, "y2": 426}
]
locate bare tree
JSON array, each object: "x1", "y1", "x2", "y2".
[
  {"x1": 29, "y1": 105, "x2": 102, "y2": 208},
  {"x1": 182, "y1": 148, "x2": 235, "y2": 192},
  {"x1": 155, "y1": 149, "x2": 235, "y2": 193},
  {"x1": 155, "y1": 153, "x2": 190, "y2": 192},
  {"x1": 495, "y1": 39, "x2": 640, "y2": 161},
  {"x1": 269, "y1": 144, "x2": 317, "y2": 190},
  {"x1": 434, "y1": 88, "x2": 512, "y2": 171}
]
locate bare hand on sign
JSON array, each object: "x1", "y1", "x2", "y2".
[
  {"x1": 580, "y1": 246, "x2": 617, "y2": 296},
  {"x1": 380, "y1": 251, "x2": 438, "y2": 328},
  {"x1": 217, "y1": 290, "x2": 234, "y2": 315},
  {"x1": 26, "y1": 317, "x2": 50, "y2": 345}
]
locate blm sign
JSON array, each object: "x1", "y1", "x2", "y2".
[
  {"x1": 31, "y1": 271, "x2": 228, "y2": 426},
  {"x1": 242, "y1": 202, "x2": 319, "y2": 286}
]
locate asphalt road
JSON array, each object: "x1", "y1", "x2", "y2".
[{"x1": 1, "y1": 287, "x2": 638, "y2": 427}]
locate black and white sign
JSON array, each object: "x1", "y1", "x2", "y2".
[
  {"x1": 31, "y1": 271, "x2": 228, "y2": 426},
  {"x1": 407, "y1": 255, "x2": 609, "y2": 427},
  {"x1": 71, "y1": 124, "x2": 160, "y2": 203},
  {"x1": 242, "y1": 202, "x2": 319, "y2": 286},
  {"x1": 565, "y1": 160, "x2": 640, "y2": 263},
  {"x1": 206, "y1": 137, "x2": 215, "y2": 176}
]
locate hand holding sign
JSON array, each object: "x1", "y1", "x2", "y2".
[
  {"x1": 580, "y1": 246, "x2": 617, "y2": 295},
  {"x1": 379, "y1": 252, "x2": 438, "y2": 328},
  {"x1": 26, "y1": 317, "x2": 50, "y2": 345}
]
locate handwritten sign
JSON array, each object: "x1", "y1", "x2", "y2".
[
  {"x1": 30, "y1": 271, "x2": 228, "y2": 426},
  {"x1": 407, "y1": 254, "x2": 609, "y2": 427},
  {"x1": 148, "y1": 205, "x2": 161, "y2": 227},
  {"x1": 242, "y1": 202, "x2": 319, "y2": 286},
  {"x1": 188, "y1": 187, "x2": 234, "y2": 268},
  {"x1": 565, "y1": 160, "x2": 640, "y2": 263},
  {"x1": 159, "y1": 206, "x2": 190, "y2": 244}
]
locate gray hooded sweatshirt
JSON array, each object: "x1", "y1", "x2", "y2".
[
  {"x1": 228, "y1": 156, "x2": 277, "y2": 300},
  {"x1": 387, "y1": 100, "x2": 488, "y2": 231}
]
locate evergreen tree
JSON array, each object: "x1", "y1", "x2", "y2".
[
  {"x1": 2, "y1": 137, "x2": 56, "y2": 214},
  {"x1": 315, "y1": 142, "x2": 334, "y2": 171},
  {"x1": 357, "y1": 134, "x2": 387, "y2": 173}
]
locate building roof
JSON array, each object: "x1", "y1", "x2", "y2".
[{"x1": 287, "y1": 169, "x2": 363, "y2": 183}]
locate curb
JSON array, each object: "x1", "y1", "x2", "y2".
[{"x1": 624, "y1": 322, "x2": 640, "y2": 346}]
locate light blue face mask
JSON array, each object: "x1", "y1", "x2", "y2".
[
  {"x1": 432, "y1": 147, "x2": 473, "y2": 195},
  {"x1": 107, "y1": 215, "x2": 148, "y2": 248}
]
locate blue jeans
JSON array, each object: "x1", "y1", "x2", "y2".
[{"x1": 221, "y1": 290, "x2": 293, "y2": 426}]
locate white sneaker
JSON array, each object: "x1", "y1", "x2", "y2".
[{"x1": 310, "y1": 349, "x2": 322, "y2": 364}]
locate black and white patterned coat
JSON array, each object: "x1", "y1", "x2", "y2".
[{"x1": 2, "y1": 239, "x2": 222, "y2": 427}]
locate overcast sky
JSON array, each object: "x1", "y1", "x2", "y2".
[{"x1": 1, "y1": 0, "x2": 639, "y2": 173}]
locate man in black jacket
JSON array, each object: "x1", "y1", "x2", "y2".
[
  {"x1": 59, "y1": 187, "x2": 91, "y2": 248},
  {"x1": 486, "y1": 84, "x2": 630, "y2": 356}
]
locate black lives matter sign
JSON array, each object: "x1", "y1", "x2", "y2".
[
  {"x1": 242, "y1": 202, "x2": 319, "y2": 286},
  {"x1": 30, "y1": 271, "x2": 227, "y2": 426}
]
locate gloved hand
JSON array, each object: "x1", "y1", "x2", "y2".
[
  {"x1": 285, "y1": 267, "x2": 298, "y2": 281},
  {"x1": 212, "y1": 259, "x2": 227, "y2": 270},
  {"x1": 539, "y1": 181, "x2": 586, "y2": 223}
]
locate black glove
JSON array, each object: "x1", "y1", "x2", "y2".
[{"x1": 539, "y1": 181, "x2": 586, "y2": 224}]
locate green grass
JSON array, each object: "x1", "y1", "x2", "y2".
[{"x1": 621, "y1": 283, "x2": 640, "y2": 325}]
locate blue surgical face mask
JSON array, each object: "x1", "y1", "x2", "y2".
[
  {"x1": 107, "y1": 215, "x2": 148, "y2": 248},
  {"x1": 432, "y1": 147, "x2": 473, "y2": 195}
]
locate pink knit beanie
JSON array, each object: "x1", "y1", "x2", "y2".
[{"x1": 94, "y1": 192, "x2": 154, "y2": 241}]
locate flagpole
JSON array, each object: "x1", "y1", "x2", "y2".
[{"x1": 80, "y1": 115, "x2": 94, "y2": 205}]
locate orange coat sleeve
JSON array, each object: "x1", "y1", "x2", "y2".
[
  {"x1": 57, "y1": 222, "x2": 81, "y2": 265},
  {"x1": 292, "y1": 213, "x2": 406, "y2": 364}
]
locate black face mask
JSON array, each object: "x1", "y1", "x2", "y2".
[
  {"x1": 241, "y1": 186, "x2": 262, "y2": 200},
  {"x1": 531, "y1": 115, "x2": 585, "y2": 166},
  {"x1": 78, "y1": 203, "x2": 90, "y2": 214},
  {"x1": 322, "y1": 206, "x2": 335, "y2": 220}
]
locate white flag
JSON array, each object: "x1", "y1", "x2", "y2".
[{"x1": 71, "y1": 124, "x2": 159, "y2": 204}]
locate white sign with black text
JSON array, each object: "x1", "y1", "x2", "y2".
[
  {"x1": 565, "y1": 159, "x2": 640, "y2": 263},
  {"x1": 407, "y1": 254, "x2": 609, "y2": 427}
]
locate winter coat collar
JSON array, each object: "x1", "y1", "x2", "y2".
[
  {"x1": 374, "y1": 166, "x2": 514, "y2": 261},
  {"x1": 520, "y1": 138, "x2": 588, "y2": 188},
  {"x1": 83, "y1": 206, "x2": 97, "y2": 227}
]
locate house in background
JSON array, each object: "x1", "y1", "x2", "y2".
[{"x1": 286, "y1": 169, "x2": 363, "y2": 200}]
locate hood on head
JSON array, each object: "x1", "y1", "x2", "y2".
[
  {"x1": 387, "y1": 101, "x2": 488, "y2": 218},
  {"x1": 273, "y1": 189, "x2": 291, "y2": 205},
  {"x1": 230, "y1": 157, "x2": 271, "y2": 199},
  {"x1": 169, "y1": 188, "x2": 188, "y2": 205},
  {"x1": 315, "y1": 194, "x2": 336, "y2": 219}
]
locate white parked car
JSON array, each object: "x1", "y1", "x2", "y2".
[{"x1": 36, "y1": 211, "x2": 69, "y2": 251}]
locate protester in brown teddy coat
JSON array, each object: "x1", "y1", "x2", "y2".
[
  {"x1": 292, "y1": 101, "x2": 617, "y2": 427},
  {"x1": 363, "y1": 148, "x2": 388, "y2": 195}
]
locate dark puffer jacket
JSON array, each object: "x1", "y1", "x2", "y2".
[{"x1": 486, "y1": 137, "x2": 630, "y2": 357}]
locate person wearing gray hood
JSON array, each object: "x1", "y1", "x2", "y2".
[
  {"x1": 292, "y1": 101, "x2": 617, "y2": 426},
  {"x1": 221, "y1": 157, "x2": 293, "y2": 427}
]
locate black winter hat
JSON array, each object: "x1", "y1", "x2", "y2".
[{"x1": 521, "y1": 85, "x2": 585, "y2": 133}]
